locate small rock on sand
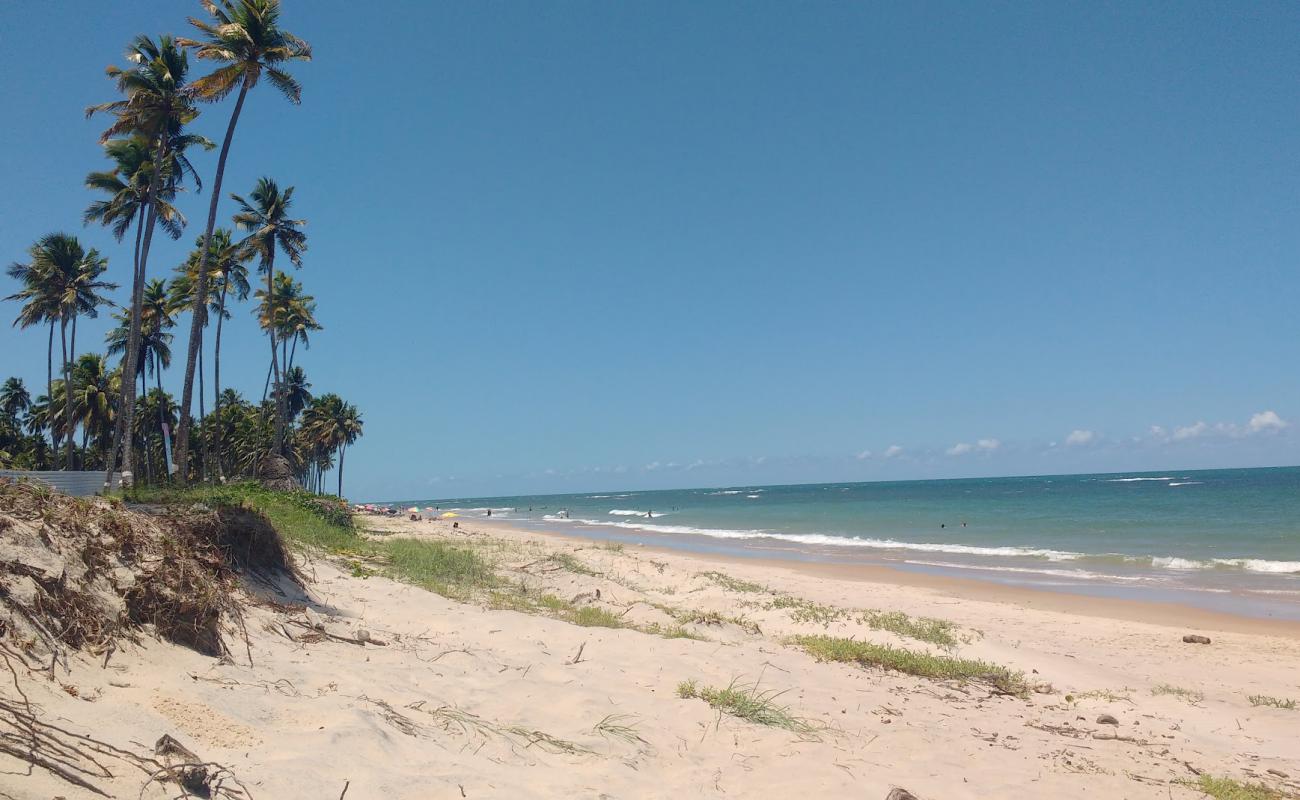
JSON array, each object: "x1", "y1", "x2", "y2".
[
  {"x1": 1096, "y1": 714, "x2": 1119, "y2": 725},
  {"x1": 355, "y1": 629, "x2": 371, "y2": 643},
  {"x1": 1182, "y1": 634, "x2": 1211, "y2": 644},
  {"x1": 886, "y1": 789, "x2": 919, "y2": 800}
]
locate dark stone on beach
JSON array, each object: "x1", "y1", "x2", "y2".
[
  {"x1": 885, "y1": 789, "x2": 919, "y2": 800},
  {"x1": 355, "y1": 628, "x2": 371, "y2": 643},
  {"x1": 1096, "y1": 714, "x2": 1119, "y2": 725},
  {"x1": 1182, "y1": 634, "x2": 1211, "y2": 644}
]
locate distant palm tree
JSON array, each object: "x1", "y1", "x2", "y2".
[
  {"x1": 171, "y1": 228, "x2": 251, "y2": 478},
  {"x1": 6, "y1": 234, "x2": 115, "y2": 468},
  {"x1": 301, "y1": 393, "x2": 362, "y2": 496},
  {"x1": 71, "y1": 354, "x2": 120, "y2": 464},
  {"x1": 106, "y1": 279, "x2": 175, "y2": 482},
  {"x1": 173, "y1": 0, "x2": 311, "y2": 482},
  {"x1": 232, "y1": 177, "x2": 307, "y2": 455},
  {"x1": 280, "y1": 365, "x2": 312, "y2": 423},
  {"x1": 1, "y1": 377, "x2": 31, "y2": 422},
  {"x1": 255, "y1": 270, "x2": 320, "y2": 392},
  {"x1": 88, "y1": 34, "x2": 209, "y2": 483}
]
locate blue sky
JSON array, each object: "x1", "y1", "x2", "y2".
[{"x1": 2, "y1": 1, "x2": 1298, "y2": 501}]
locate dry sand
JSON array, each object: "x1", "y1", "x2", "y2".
[{"x1": 4, "y1": 513, "x2": 1299, "y2": 799}]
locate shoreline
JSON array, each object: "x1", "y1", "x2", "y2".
[{"x1": 463, "y1": 516, "x2": 1300, "y2": 639}]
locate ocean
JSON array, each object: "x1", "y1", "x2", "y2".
[{"x1": 403, "y1": 466, "x2": 1300, "y2": 619}]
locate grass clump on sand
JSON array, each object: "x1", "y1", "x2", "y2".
[
  {"x1": 571, "y1": 606, "x2": 624, "y2": 628},
  {"x1": 1248, "y1": 695, "x2": 1297, "y2": 710},
  {"x1": 677, "y1": 679, "x2": 817, "y2": 735},
  {"x1": 1189, "y1": 775, "x2": 1289, "y2": 800},
  {"x1": 766, "y1": 595, "x2": 852, "y2": 626},
  {"x1": 700, "y1": 571, "x2": 768, "y2": 594},
  {"x1": 1151, "y1": 684, "x2": 1205, "y2": 704},
  {"x1": 860, "y1": 610, "x2": 959, "y2": 649},
  {"x1": 383, "y1": 537, "x2": 495, "y2": 599},
  {"x1": 792, "y1": 635, "x2": 1029, "y2": 697}
]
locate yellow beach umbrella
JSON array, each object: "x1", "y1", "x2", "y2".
[{"x1": 440, "y1": 512, "x2": 459, "y2": 518}]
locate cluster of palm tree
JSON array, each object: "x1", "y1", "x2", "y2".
[{"x1": 2, "y1": 1, "x2": 364, "y2": 496}]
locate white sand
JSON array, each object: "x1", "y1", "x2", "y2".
[{"x1": 4, "y1": 514, "x2": 1299, "y2": 799}]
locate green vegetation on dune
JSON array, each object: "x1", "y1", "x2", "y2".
[
  {"x1": 1190, "y1": 775, "x2": 1290, "y2": 800},
  {"x1": 677, "y1": 679, "x2": 817, "y2": 735},
  {"x1": 791, "y1": 634, "x2": 1029, "y2": 697}
]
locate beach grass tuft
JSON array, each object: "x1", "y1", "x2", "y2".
[
  {"x1": 1248, "y1": 694, "x2": 1297, "y2": 710},
  {"x1": 1151, "y1": 683, "x2": 1205, "y2": 704},
  {"x1": 859, "y1": 609, "x2": 959, "y2": 648},
  {"x1": 676, "y1": 678, "x2": 817, "y2": 735},
  {"x1": 548, "y1": 552, "x2": 601, "y2": 577},
  {"x1": 1189, "y1": 775, "x2": 1289, "y2": 800},
  {"x1": 700, "y1": 571, "x2": 768, "y2": 593},
  {"x1": 383, "y1": 537, "x2": 495, "y2": 598},
  {"x1": 571, "y1": 606, "x2": 625, "y2": 628},
  {"x1": 792, "y1": 635, "x2": 1029, "y2": 697},
  {"x1": 592, "y1": 714, "x2": 646, "y2": 745}
]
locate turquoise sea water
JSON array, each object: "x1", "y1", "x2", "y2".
[{"x1": 401, "y1": 466, "x2": 1300, "y2": 619}]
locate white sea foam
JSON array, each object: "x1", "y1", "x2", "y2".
[
  {"x1": 1167, "y1": 481, "x2": 1203, "y2": 487},
  {"x1": 1105, "y1": 477, "x2": 1175, "y2": 482},
  {"x1": 746, "y1": 494, "x2": 761, "y2": 499},
  {"x1": 608, "y1": 509, "x2": 654, "y2": 516},
  {"x1": 904, "y1": 560, "x2": 1154, "y2": 583},
  {"x1": 1212, "y1": 558, "x2": 1300, "y2": 574},
  {"x1": 706, "y1": 490, "x2": 746, "y2": 495},
  {"x1": 1151, "y1": 557, "x2": 1205, "y2": 570}
]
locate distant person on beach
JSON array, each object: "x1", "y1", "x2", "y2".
[{"x1": 486, "y1": 509, "x2": 492, "y2": 517}]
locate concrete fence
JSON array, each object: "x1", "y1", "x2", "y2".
[{"x1": 0, "y1": 470, "x2": 123, "y2": 497}]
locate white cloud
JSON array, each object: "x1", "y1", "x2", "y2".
[
  {"x1": 883, "y1": 445, "x2": 903, "y2": 459},
  {"x1": 1172, "y1": 421, "x2": 1208, "y2": 441},
  {"x1": 1248, "y1": 410, "x2": 1288, "y2": 433},
  {"x1": 644, "y1": 461, "x2": 661, "y2": 471},
  {"x1": 948, "y1": 438, "x2": 999, "y2": 456},
  {"x1": 1065, "y1": 429, "x2": 1095, "y2": 446},
  {"x1": 856, "y1": 449, "x2": 872, "y2": 460}
]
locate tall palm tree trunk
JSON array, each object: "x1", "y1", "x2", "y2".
[
  {"x1": 175, "y1": 82, "x2": 250, "y2": 484},
  {"x1": 212, "y1": 281, "x2": 229, "y2": 479},
  {"x1": 266, "y1": 253, "x2": 286, "y2": 455},
  {"x1": 46, "y1": 320, "x2": 55, "y2": 469},
  {"x1": 338, "y1": 444, "x2": 348, "y2": 499},
  {"x1": 197, "y1": 343, "x2": 206, "y2": 482},
  {"x1": 106, "y1": 180, "x2": 158, "y2": 487},
  {"x1": 60, "y1": 314, "x2": 73, "y2": 470},
  {"x1": 69, "y1": 315, "x2": 78, "y2": 468},
  {"x1": 139, "y1": 369, "x2": 152, "y2": 485},
  {"x1": 155, "y1": 354, "x2": 169, "y2": 481}
]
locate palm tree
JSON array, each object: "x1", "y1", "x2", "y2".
[
  {"x1": 71, "y1": 354, "x2": 120, "y2": 466},
  {"x1": 1, "y1": 378, "x2": 31, "y2": 422},
  {"x1": 255, "y1": 270, "x2": 320, "y2": 396},
  {"x1": 6, "y1": 234, "x2": 115, "y2": 468},
  {"x1": 88, "y1": 34, "x2": 208, "y2": 484},
  {"x1": 280, "y1": 365, "x2": 312, "y2": 423},
  {"x1": 301, "y1": 393, "x2": 362, "y2": 496},
  {"x1": 232, "y1": 177, "x2": 307, "y2": 455},
  {"x1": 106, "y1": 280, "x2": 175, "y2": 483},
  {"x1": 171, "y1": 228, "x2": 251, "y2": 478},
  {"x1": 6, "y1": 248, "x2": 63, "y2": 464},
  {"x1": 173, "y1": 0, "x2": 311, "y2": 482}
]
